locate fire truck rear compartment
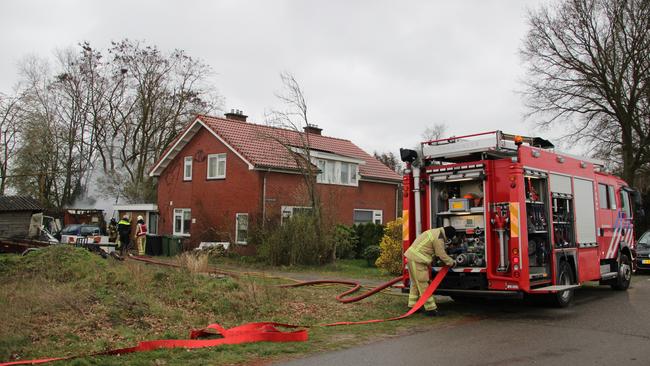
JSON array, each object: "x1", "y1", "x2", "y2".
[{"x1": 430, "y1": 176, "x2": 487, "y2": 269}]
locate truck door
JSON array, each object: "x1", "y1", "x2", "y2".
[
  {"x1": 574, "y1": 178, "x2": 600, "y2": 281},
  {"x1": 596, "y1": 181, "x2": 617, "y2": 260}
]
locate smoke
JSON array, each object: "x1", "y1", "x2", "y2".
[{"x1": 67, "y1": 169, "x2": 123, "y2": 221}]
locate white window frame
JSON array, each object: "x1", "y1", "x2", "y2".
[
  {"x1": 235, "y1": 213, "x2": 249, "y2": 244},
  {"x1": 315, "y1": 158, "x2": 359, "y2": 187},
  {"x1": 173, "y1": 208, "x2": 191, "y2": 236},
  {"x1": 183, "y1": 156, "x2": 193, "y2": 181},
  {"x1": 281, "y1": 206, "x2": 313, "y2": 224},
  {"x1": 207, "y1": 153, "x2": 227, "y2": 179},
  {"x1": 353, "y1": 209, "x2": 383, "y2": 225}
]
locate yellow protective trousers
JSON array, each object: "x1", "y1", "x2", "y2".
[
  {"x1": 407, "y1": 260, "x2": 437, "y2": 311},
  {"x1": 136, "y1": 235, "x2": 146, "y2": 256}
]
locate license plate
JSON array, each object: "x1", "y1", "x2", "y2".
[{"x1": 642, "y1": 259, "x2": 650, "y2": 264}]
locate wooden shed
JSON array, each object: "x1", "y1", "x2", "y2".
[{"x1": 0, "y1": 196, "x2": 44, "y2": 239}]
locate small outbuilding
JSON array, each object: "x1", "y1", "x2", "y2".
[
  {"x1": 113, "y1": 203, "x2": 159, "y2": 236},
  {"x1": 0, "y1": 196, "x2": 44, "y2": 238}
]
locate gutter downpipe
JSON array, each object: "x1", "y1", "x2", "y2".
[{"x1": 262, "y1": 168, "x2": 270, "y2": 226}]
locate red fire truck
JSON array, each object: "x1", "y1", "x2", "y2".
[{"x1": 401, "y1": 131, "x2": 642, "y2": 306}]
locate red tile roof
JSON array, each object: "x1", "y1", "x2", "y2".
[{"x1": 152, "y1": 115, "x2": 401, "y2": 182}]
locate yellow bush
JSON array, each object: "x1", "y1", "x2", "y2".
[{"x1": 375, "y1": 218, "x2": 403, "y2": 275}]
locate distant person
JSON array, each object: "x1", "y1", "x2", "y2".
[
  {"x1": 135, "y1": 215, "x2": 148, "y2": 256},
  {"x1": 404, "y1": 226, "x2": 457, "y2": 316},
  {"x1": 108, "y1": 218, "x2": 118, "y2": 243},
  {"x1": 117, "y1": 215, "x2": 132, "y2": 256}
]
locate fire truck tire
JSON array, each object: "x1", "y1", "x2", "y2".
[
  {"x1": 550, "y1": 261, "x2": 574, "y2": 307},
  {"x1": 611, "y1": 253, "x2": 632, "y2": 291}
]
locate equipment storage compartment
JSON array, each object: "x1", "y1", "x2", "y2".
[
  {"x1": 430, "y1": 170, "x2": 486, "y2": 268},
  {"x1": 524, "y1": 171, "x2": 552, "y2": 282}
]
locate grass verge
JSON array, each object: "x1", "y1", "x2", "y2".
[
  {"x1": 0, "y1": 247, "x2": 459, "y2": 365},
  {"x1": 213, "y1": 257, "x2": 393, "y2": 281}
]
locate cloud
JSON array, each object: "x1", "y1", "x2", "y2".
[{"x1": 0, "y1": 0, "x2": 547, "y2": 157}]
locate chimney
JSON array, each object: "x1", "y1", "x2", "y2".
[
  {"x1": 224, "y1": 108, "x2": 248, "y2": 122},
  {"x1": 303, "y1": 124, "x2": 322, "y2": 135}
]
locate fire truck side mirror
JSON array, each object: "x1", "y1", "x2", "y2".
[{"x1": 400, "y1": 148, "x2": 419, "y2": 164}]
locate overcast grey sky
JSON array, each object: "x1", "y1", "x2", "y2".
[{"x1": 0, "y1": 0, "x2": 548, "y2": 156}]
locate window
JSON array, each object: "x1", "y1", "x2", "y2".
[
  {"x1": 315, "y1": 158, "x2": 358, "y2": 186},
  {"x1": 607, "y1": 185, "x2": 617, "y2": 210},
  {"x1": 235, "y1": 213, "x2": 248, "y2": 244},
  {"x1": 340, "y1": 162, "x2": 349, "y2": 183},
  {"x1": 281, "y1": 206, "x2": 312, "y2": 223},
  {"x1": 173, "y1": 209, "x2": 191, "y2": 236},
  {"x1": 183, "y1": 156, "x2": 193, "y2": 181},
  {"x1": 207, "y1": 153, "x2": 226, "y2": 179},
  {"x1": 598, "y1": 184, "x2": 609, "y2": 209},
  {"x1": 354, "y1": 209, "x2": 383, "y2": 224},
  {"x1": 620, "y1": 189, "x2": 631, "y2": 217},
  {"x1": 598, "y1": 183, "x2": 618, "y2": 210}
]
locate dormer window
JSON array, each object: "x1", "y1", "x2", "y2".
[
  {"x1": 315, "y1": 159, "x2": 359, "y2": 186},
  {"x1": 290, "y1": 147, "x2": 364, "y2": 187}
]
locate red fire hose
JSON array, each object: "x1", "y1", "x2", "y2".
[{"x1": 0, "y1": 262, "x2": 449, "y2": 366}]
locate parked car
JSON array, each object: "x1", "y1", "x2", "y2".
[
  {"x1": 60, "y1": 224, "x2": 107, "y2": 244},
  {"x1": 636, "y1": 231, "x2": 650, "y2": 272}
]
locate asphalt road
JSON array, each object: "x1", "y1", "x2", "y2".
[{"x1": 278, "y1": 273, "x2": 650, "y2": 366}]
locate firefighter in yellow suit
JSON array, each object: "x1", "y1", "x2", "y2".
[{"x1": 404, "y1": 226, "x2": 457, "y2": 316}]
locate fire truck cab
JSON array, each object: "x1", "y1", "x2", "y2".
[{"x1": 401, "y1": 131, "x2": 640, "y2": 306}]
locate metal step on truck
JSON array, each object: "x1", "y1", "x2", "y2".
[{"x1": 400, "y1": 131, "x2": 642, "y2": 306}]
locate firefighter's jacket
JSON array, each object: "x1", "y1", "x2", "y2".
[
  {"x1": 404, "y1": 228, "x2": 455, "y2": 266},
  {"x1": 117, "y1": 220, "x2": 131, "y2": 237},
  {"x1": 108, "y1": 224, "x2": 118, "y2": 241}
]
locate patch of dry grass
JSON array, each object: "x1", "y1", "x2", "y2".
[
  {"x1": 175, "y1": 252, "x2": 209, "y2": 274},
  {"x1": 0, "y1": 246, "x2": 455, "y2": 365}
]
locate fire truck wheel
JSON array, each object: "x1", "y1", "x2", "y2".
[
  {"x1": 550, "y1": 261, "x2": 575, "y2": 308},
  {"x1": 611, "y1": 253, "x2": 632, "y2": 291}
]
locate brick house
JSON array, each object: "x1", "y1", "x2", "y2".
[{"x1": 149, "y1": 112, "x2": 401, "y2": 250}]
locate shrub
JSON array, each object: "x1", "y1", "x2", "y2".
[
  {"x1": 256, "y1": 214, "x2": 334, "y2": 266},
  {"x1": 333, "y1": 225, "x2": 358, "y2": 259},
  {"x1": 362, "y1": 245, "x2": 381, "y2": 267},
  {"x1": 375, "y1": 218, "x2": 404, "y2": 275},
  {"x1": 353, "y1": 222, "x2": 384, "y2": 259}
]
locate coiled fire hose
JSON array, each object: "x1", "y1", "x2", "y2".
[{"x1": 0, "y1": 258, "x2": 449, "y2": 366}]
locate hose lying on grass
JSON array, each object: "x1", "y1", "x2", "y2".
[{"x1": 0, "y1": 258, "x2": 449, "y2": 366}]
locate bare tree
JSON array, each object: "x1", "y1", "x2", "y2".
[
  {"x1": 421, "y1": 123, "x2": 447, "y2": 142},
  {"x1": 522, "y1": 0, "x2": 650, "y2": 184},
  {"x1": 373, "y1": 151, "x2": 403, "y2": 174},
  {"x1": 265, "y1": 72, "x2": 322, "y2": 220},
  {"x1": 6, "y1": 40, "x2": 220, "y2": 207},
  {"x1": 0, "y1": 92, "x2": 23, "y2": 194},
  {"x1": 261, "y1": 72, "x2": 334, "y2": 261},
  {"x1": 105, "y1": 40, "x2": 220, "y2": 202},
  {"x1": 12, "y1": 56, "x2": 66, "y2": 207},
  {"x1": 414, "y1": 123, "x2": 447, "y2": 166}
]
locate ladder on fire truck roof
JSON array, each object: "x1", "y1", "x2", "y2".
[
  {"x1": 421, "y1": 130, "x2": 606, "y2": 167},
  {"x1": 421, "y1": 131, "x2": 554, "y2": 163}
]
